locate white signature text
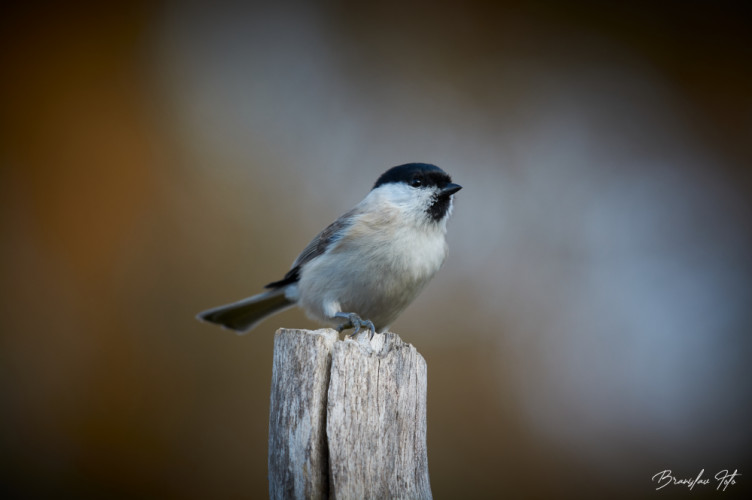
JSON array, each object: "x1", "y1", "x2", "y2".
[{"x1": 652, "y1": 469, "x2": 741, "y2": 491}]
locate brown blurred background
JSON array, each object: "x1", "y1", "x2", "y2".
[{"x1": 2, "y1": 1, "x2": 751, "y2": 498}]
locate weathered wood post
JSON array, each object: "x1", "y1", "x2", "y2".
[
  {"x1": 268, "y1": 328, "x2": 431, "y2": 500},
  {"x1": 268, "y1": 328, "x2": 337, "y2": 499}
]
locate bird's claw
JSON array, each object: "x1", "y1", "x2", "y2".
[{"x1": 334, "y1": 312, "x2": 376, "y2": 339}]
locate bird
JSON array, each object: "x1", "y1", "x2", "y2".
[{"x1": 196, "y1": 163, "x2": 461, "y2": 336}]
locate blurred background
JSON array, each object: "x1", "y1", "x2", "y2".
[{"x1": 2, "y1": 0, "x2": 751, "y2": 498}]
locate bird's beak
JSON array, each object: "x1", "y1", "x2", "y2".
[{"x1": 441, "y1": 183, "x2": 462, "y2": 196}]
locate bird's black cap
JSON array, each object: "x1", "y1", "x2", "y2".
[{"x1": 373, "y1": 163, "x2": 453, "y2": 190}]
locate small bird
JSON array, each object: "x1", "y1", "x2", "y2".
[{"x1": 197, "y1": 163, "x2": 461, "y2": 336}]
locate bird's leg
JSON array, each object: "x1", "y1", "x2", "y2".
[{"x1": 333, "y1": 312, "x2": 376, "y2": 339}]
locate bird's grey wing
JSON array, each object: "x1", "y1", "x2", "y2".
[{"x1": 264, "y1": 208, "x2": 358, "y2": 289}]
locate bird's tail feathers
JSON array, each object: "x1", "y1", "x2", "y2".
[{"x1": 196, "y1": 288, "x2": 294, "y2": 334}]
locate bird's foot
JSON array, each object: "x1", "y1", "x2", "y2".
[{"x1": 334, "y1": 312, "x2": 376, "y2": 339}]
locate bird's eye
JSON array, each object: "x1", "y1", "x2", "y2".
[{"x1": 410, "y1": 178, "x2": 423, "y2": 187}]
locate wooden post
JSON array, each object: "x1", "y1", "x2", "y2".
[
  {"x1": 268, "y1": 328, "x2": 338, "y2": 500},
  {"x1": 268, "y1": 328, "x2": 432, "y2": 500}
]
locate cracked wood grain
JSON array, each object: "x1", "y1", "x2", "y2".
[
  {"x1": 268, "y1": 328, "x2": 338, "y2": 500},
  {"x1": 268, "y1": 329, "x2": 431, "y2": 500}
]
